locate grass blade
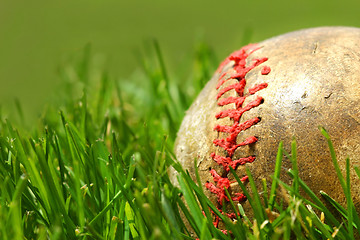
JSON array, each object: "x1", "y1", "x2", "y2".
[{"x1": 269, "y1": 141, "x2": 283, "y2": 210}]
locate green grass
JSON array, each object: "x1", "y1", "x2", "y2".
[{"x1": 1, "y1": 42, "x2": 360, "y2": 239}]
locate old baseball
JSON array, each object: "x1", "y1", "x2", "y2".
[{"x1": 172, "y1": 26, "x2": 360, "y2": 224}]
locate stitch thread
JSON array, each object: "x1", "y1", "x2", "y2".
[{"x1": 206, "y1": 44, "x2": 270, "y2": 226}]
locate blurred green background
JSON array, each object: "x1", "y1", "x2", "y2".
[{"x1": 1, "y1": 0, "x2": 360, "y2": 122}]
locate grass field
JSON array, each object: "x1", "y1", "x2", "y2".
[{"x1": 1, "y1": 41, "x2": 360, "y2": 239}]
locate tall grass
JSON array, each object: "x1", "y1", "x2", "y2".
[{"x1": 0, "y1": 42, "x2": 359, "y2": 239}]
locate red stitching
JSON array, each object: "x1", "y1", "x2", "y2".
[
  {"x1": 215, "y1": 96, "x2": 263, "y2": 122},
  {"x1": 211, "y1": 153, "x2": 255, "y2": 172},
  {"x1": 205, "y1": 169, "x2": 249, "y2": 205},
  {"x1": 206, "y1": 44, "x2": 270, "y2": 223},
  {"x1": 261, "y1": 66, "x2": 271, "y2": 75}
]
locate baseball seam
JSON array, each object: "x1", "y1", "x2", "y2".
[{"x1": 205, "y1": 43, "x2": 270, "y2": 226}]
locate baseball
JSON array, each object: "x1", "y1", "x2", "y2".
[{"x1": 172, "y1": 26, "x2": 360, "y2": 225}]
